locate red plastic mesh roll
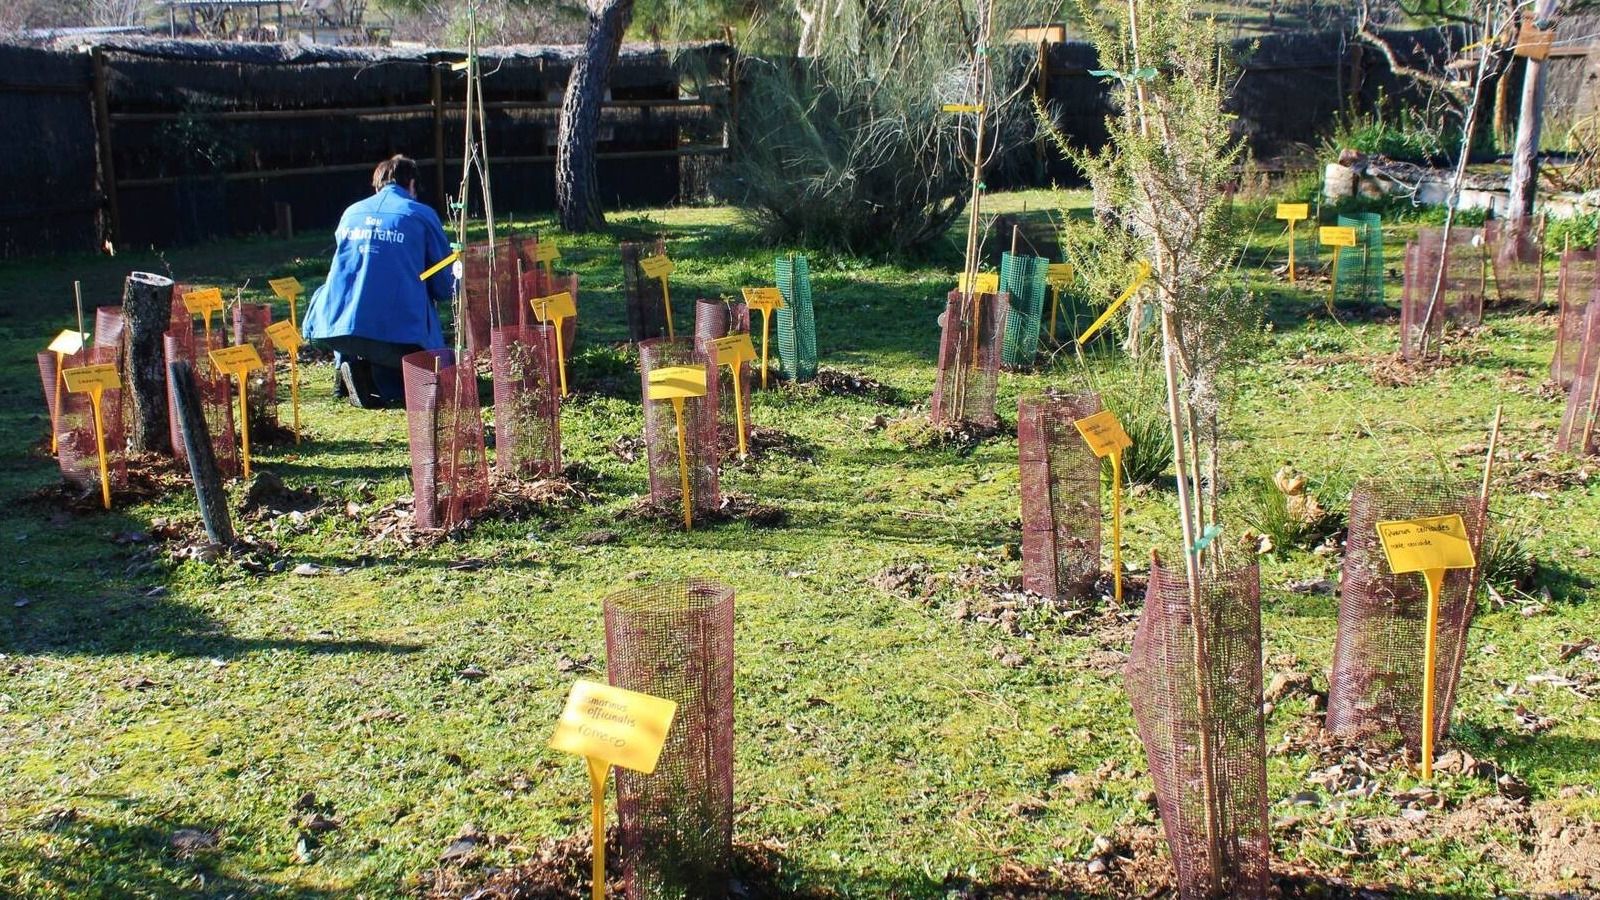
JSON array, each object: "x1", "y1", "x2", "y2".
[
  {"x1": 54, "y1": 345, "x2": 130, "y2": 494},
  {"x1": 519, "y1": 267, "x2": 579, "y2": 359},
  {"x1": 621, "y1": 239, "x2": 670, "y2": 343},
  {"x1": 163, "y1": 330, "x2": 239, "y2": 477},
  {"x1": 1018, "y1": 391, "x2": 1103, "y2": 601},
  {"x1": 931, "y1": 290, "x2": 1007, "y2": 428},
  {"x1": 693, "y1": 297, "x2": 753, "y2": 453},
  {"x1": 638, "y1": 339, "x2": 720, "y2": 519},
  {"x1": 1558, "y1": 296, "x2": 1600, "y2": 455},
  {"x1": 1484, "y1": 218, "x2": 1544, "y2": 304},
  {"x1": 1125, "y1": 559, "x2": 1268, "y2": 900},
  {"x1": 401, "y1": 349, "x2": 490, "y2": 530},
  {"x1": 1326, "y1": 479, "x2": 1487, "y2": 751},
  {"x1": 232, "y1": 303, "x2": 279, "y2": 429},
  {"x1": 603, "y1": 578, "x2": 735, "y2": 900},
  {"x1": 461, "y1": 236, "x2": 529, "y2": 356},
  {"x1": 37, "y1": 347, "x2": 86, "y2": 448},
  {"x1": 1553, "y1": 250, "x2": 1598, "y2": 388},
  {"x1": 94, "y1": 305, "x2": 126, "y2": 351},
  {"x1": 490, "y1": 324, "x2": 562, "y2": 479}
]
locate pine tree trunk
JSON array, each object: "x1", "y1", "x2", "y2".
[
  {"x1": 123, "y1": 271, "x2": 174, "y2": 454},
  {"x1": 1508, "y1": 56, "x2": 1547, "y2": 221},
  {"x1": 556, "y1": 0, "x2": 634, "y2": 232}
]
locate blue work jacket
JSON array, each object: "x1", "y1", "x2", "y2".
[{"x1": 301, "y1": 184, "x2": 455, "y2": 348}]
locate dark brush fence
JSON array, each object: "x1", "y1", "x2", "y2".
[{"x1": 0, "y1": 36, "x2": 733, "y2": 256}]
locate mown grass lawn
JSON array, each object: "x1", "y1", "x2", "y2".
[{"x1": 1, "y1": 188, "x2": 1597, "y2": 898}]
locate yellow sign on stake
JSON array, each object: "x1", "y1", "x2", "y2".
[
  {"x1": 646, "y1": 365, "x2": 708, "y2": 529},
  {"x1": 640, "y1": 255, "x2": 676, "y2": 339},
  {"x1": 531, "y1": 291, "x2": 578, "y2": 396},
  {"x1": 941, "y1": 103, "x2": 984, "y2": 114},
  {"x1": 1076, "y1": 260, "x2": 1152, "y2": 347},
  {"x1": 1277, "y1": 204, "x2": 1309, "y2": 282},
  {"x1": 534, "y1": 242, "x2": 561, "y2": 266},
  {"x1": 46, "y1": 330, "x2": 87, "y2": 454},
  {"x1": 209, "y1": 345, "x2": 264, "y2": 478},
  {"x1": 183, "y1": 288, "x2": 224, "y2": 343},
  {"x1": 957, "y1": 271, "x2": 1000, "y2": 295},
  {"x1": 1075, "y1": 409, "x2": 1133, "y2": 604},
  {"x1": 269, "y1": 277, "x2": 304, "y2": 326},
  {"x1": 741, "y1": 287, "x2": 785, "y2": 390},
  {"x1": 549, "y1": 679, "x2": 678, "y2": 900},
  {"x1": 1375, "y1": 513, "x2": 1478, "y2": 780},
  {"x1": 1319, "y1": 226, "x2": 1358, "y2": 247},
  {"x1": 265, "y1": 320, "x2": 303, "y2": 443},
  {"x1": 707, "y1": 334, "x2": 757, "y2": 457},
  {"x1": 1045, "y1": 264, "x2": 1075, "y2": 343},
  {"x1": 48, "y1": 329, "x2": 85, "y2": 355},
  {"x1": 62, "y1": 363, "x2": 121, "y2": 510}
]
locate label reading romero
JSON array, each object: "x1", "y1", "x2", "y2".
[
  {"x1": 548, "y1": 679, "x2": 677, "y2": 774},
  {"x1": 1375, "y1": 514, "x2": 1477, "y2": 574}
]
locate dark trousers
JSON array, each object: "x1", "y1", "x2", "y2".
[{"x1": 312, "y1": 335, "x2": 424, "y2": 403}]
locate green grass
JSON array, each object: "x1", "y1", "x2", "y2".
[{"x1": 0, "y1": 190, "x2": 1597, "y2": 897}]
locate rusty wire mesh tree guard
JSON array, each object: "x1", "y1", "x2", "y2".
[
  {"x1": 694, "y1": 297, "x2": 752, "y2": 453},
  {"x1": 1558, "y1": 296, "x2": 1600, "y2": 456},
  {"x1": 52, "y1": 344, "x2": 130, "y2": 495},
  {"x1": 1326, "y1": 478, "x2": 1487, "y2": 751},
  {"x1": 461, "y1": 235, "x2": 528, "y2": 356},
  {"x1": 622, "y1": 239, "x2": 670, "y2": 343},
  {"x1": 232, "y1": 303, "x2": 279, "y2": 429},
  {"x1": 489, "y1": 324, "x2": 561, "y2": 479},
  {"x1": 1018, "y1": 391, "x2": 1102, "y2": 602},
  {"x1": 931, "y1": 290, "x2": 1007, "y2": 428},
  {"x1": 1553, "y1": 250, "x2": 1598, "y2": 388},
  {"x1": 1125, "y1": 559, "x2": 1269, "y2": 900},
  {"x1": 1484, "y1": 217, "x2": 1544, "y2": 304},
  {"x1": 639, "y1": 339, "x2": 720, "y2": 520},
  {"x1": 163, "y1": 329, "x2": 239, "y2": 477},
  {"x1": 401, "y1": 348, "x2": 490, "y2": 530},
  {"x1": 603, "y1": 578, "x2": 735, "y2": 900},
  {"x1": 1401, "y1": 228, "x2": 1486, "y2": 360}
]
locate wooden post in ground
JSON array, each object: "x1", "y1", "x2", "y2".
[
  {"x1": 91, "y1": 47, "x2": 121, "y2": 247},
  {"x1": 168, "y1": 360, "x2": 234, "y2": 545},
  {"x1": 123, "y1": 271, "x2": 176, "y2": 454}
]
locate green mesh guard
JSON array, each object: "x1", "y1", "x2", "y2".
[
  {"x1": 1334, "y1": 213, "x2": 1383, "y2": 305},
  {"x1": 775, "y1": 254, "x2": 818, "y2": 382},
  {"x1": 1292, "y1": 224, "x2": 1320, "y2": 276},
  {"x1": 1000, "y1": 251, "x2": 1048, "y2": 369}
]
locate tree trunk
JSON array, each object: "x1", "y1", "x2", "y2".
[
  {"x1": 168, "y1": 360, "x2": 234, "y2": 545},
  {"x1": 123, "y1": 271, "x2": 175, "y2": 454},
  {"x1": 1509, "y1": 1, "x2": 1561, "y2": 221},
  {"x1": 555, "y1": 0, "x2": 634, "y2": 232}
]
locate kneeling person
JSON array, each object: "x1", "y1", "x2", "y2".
[{"x1": 302, "y1": 155, "x2": 456, "y2": 408}]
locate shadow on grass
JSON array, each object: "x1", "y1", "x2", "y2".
[{"x1": 0, "y1": 805, "x2": 339, "y2": 899}]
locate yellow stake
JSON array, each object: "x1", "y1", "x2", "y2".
[
  {"x1": 1111, "y1": 449, "x2": 1123, "y2": 604},
  {"x1": 1420, "y1": 567, "x2": 1444, "y2": 780},
  {"x1": 730, "y1": 379, "x2": 748, "y2": 457},
  {"x1": 760, "y1": 309, "x2": 773, "y2": 390},
  {"x1": 51, "y1": 352, "x2": 65, "y2": 454},
  {"x1": 587, "y1": 757, "x2": 609, "y2": 900},
  {"x1": 660, "y1": 276, "x2": 674, "y2": 340},
  {"x1": 1047, "y1": 285, "x2": 1059, "y2": 343},
  {"x1": 554, "y1": 325, "x2": 569, "y2": 396},
  {"x1": 670, "y1": 396, "x2": 692, "y2": 529},
  {"x1": 90, "y1": 387, "x2": 110, "y2": 510},
  {"x1": 288, "y1": 352, "x2": 300, "y2": 442},
  {"x1": 1329, "y1": 246, "x2": 1340, "y2": 315},
  {"x1": 1287, "y1": 220, "x2": 1297, "y2": 282},
  {"x1": 238, "y1": 373, "x2": 252, "y2": 479}
]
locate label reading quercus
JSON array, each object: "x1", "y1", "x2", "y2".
[
  {"x1": 183, "y1": 288, "x2": 224, "y2": 316},
  {"x1": 265, "y1": 319, "x2": 303, "y2": 353},
  {"x1": 1073, "y1": 409, "x2": 1132, "y2": 458},
  {"x1": 1319, "y1": 226, "x2": 1358, "y2": 248},
  {"x1": 741, "y1": 287, "x2": 784, "y2": 312},
  {"x1": 268, "y1": 277, "x2": 303, "y2": 300},
  {"x1": 62, "y1": 363, "x2": 121, "y2": 393},
  {"x1": 646, "y1": 365, "x2": 707, "y2": 401},
  {"x1": 531, "y1": 291, "x2": 577, "y2": 322},
  {"x1": 639, "y1": 254, "x2": 674, "y2": 279},
  {"x1": 707, "y1": 333, "x2": 756, "y2": 367},
  {"x1": 209, "y1": 344, "x2": 264, "y2": 374},
  {"x1": 548, "y1": 679, "x2": 677, "y2": 774},
  {"x1": 1375, "y1": 514, "x2": 1477, "y2": 574}
]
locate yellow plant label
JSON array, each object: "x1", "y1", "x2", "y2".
[
  {"x1": 741, "y1": 287, "x2": 784, "y2": 312},
  {"x1": 531, "y1": 291, "x2": 577, "y2": 322},
  {"x1": 268, "y1": 277, "x2": 303, "y2": 300},
  {"x1": 1319, "y1": 226, "x2": 1358, "y2": 248},
  {"x1": 958, "y1": 271, "x2": 1000, "y2": 294},
  {"x1": 62, "y1": 363, "x2": 121, "y2": 393},
  {"x1": 941, "y1": 103, "x2": 984, "y2": 114},
  {"x1": 1375, "y1": 515, "x2": 1477, "y2": 574},
  {"x1": 265, "y1": 319, "x2": 303, "y2": 352},
  {"x1": 646, "y1": 365, "x2": 707, "y2": 401},
  {"x1": 1073, "y1": 409, "x2": 1133, "y2": 457},
  {"x1": 209, "y1": 344, "x2": 264, "y2": 374},
  {"x1": 707, "y1": 333, "x2": 756, "y2": 367},
  {"x1": 48, "y1": 329, "x2": 85, "y2": 355},
  {"x1": 639, "y1": 254, "x2": 674, "y2": 279},
  {"x1": 534, "y1": 242, "x2": 561, "y2": 265},
  {"x1": 548, "y1": 679, "x2": 677, "y2": 775},
  {"x1": 1276, "y1": 203, "x2": 1309, "y2": 222},
  {"x1": 1046, "y1": 263, "x2": 1074, "y2": 288},
  {"x1": 183, "y1": 288, "x2": 224, "y2": 316}
]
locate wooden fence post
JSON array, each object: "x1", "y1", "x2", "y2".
[
  {"x1": 91, "y1": 46, "x2": 121, "y2": 247},
  {"x1": 432, "y1": 61, "x2": 447, "y2": 215}
]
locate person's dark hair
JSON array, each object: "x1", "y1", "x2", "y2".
[{"x1": 372, "y1": 155, "x2": 419, "y2": 192}]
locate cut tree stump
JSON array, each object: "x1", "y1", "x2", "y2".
[
  {"x1": 169, "y1": 360, "x2": 234, "y2": 545},
  {"x1": 124, "y1": 271, "x2": 176, "y2": 454}
]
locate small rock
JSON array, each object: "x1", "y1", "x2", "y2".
[
  {"x1": 1288, "y1": 791, "x2": 1320, "y2": 808},
  {"x1": 577, "y1": 530, "x2": 620, "y2": 546},
  {"x1": 459, "y1": 665, "x2": 488, "y2": 681},
  {"x1": 1086, "y1": 856, "x2": 1111, "y2": 876},
  {"x1": 12, "y1": 598, "x2": 29, "y2": 608},
  {"x1": 169, "y1": 828, "x2": 219, "y2": 856},
  {"x1": 292, "y1": 563, "x2": 321, "y2": 576}
]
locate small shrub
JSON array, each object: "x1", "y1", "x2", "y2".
[
  {"x1": 1480, "y1": 518, "x2": 1539, "y2": 596},
  {"x1": 1231, "y1": 466, "x2": 1341, "y2": 556},
  {"x1": 1096, "y1": 366, "x2": 1173, "y2": 488}
]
